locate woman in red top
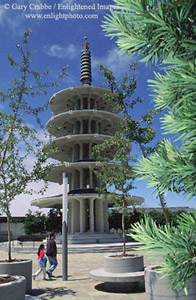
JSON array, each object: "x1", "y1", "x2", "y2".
[{"x1": 33, "y1": 244, "x2": 47, "y2": 280}]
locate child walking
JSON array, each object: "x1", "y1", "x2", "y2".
[{"x1": 33, "y1": 244, "x2": 47, "y2": 280}]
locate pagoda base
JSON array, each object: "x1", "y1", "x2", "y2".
[{"x1": 55, "y1": 233, "x2": 132, "y2": 244}]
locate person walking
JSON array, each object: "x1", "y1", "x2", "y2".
[
  {"x1": 33, "y1": 243, "x2": 47, "y2": 280},
  {"x1": 46, "y1": 232, "x2": 58, "y2": 278}
]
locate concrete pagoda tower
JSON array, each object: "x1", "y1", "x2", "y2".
[{"x1": 32, "y1": 38, "x2": 143, "y2": 236}]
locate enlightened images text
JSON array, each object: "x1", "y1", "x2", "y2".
[{"x1": 7, "y1": 3, "x2": 114, "y2": 12}]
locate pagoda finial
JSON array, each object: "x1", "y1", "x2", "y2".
[
  {"x1": 80, "y1": 36, "x2": 92, "y2": 85},
  {"x1": 82, "y1": 36, "x2": 90, "y2": 50}
]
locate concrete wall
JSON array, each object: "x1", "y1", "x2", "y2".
[{"x1": 0, "y1": 222, "x2": 25, "y2": 239}]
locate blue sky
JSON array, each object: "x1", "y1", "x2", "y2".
[{"x1": 0, "y1": 0, "x2": 195, "y2": 216}]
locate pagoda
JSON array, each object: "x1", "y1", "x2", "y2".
[{"x1": 31, "y1": 38, "x2": 143, "y2": 237}]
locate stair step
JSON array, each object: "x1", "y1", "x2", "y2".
[{"x1": 55, "y1": 233, "x2": 132, "y2": 244}]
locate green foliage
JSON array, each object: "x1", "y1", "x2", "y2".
[
  {"x1": 98, "y1": 63, "x2": 157, "y2": 157},
  {"x1": 24, "y1": 210, "x2": 47, "y2": 235},
  {"x1": 138, "y1": 139, "x2": 195, "y2": 198},
  {"x1": 97, "y1": 63, "x2": 169, "y2": 222},
  {"x1": 146, "y1": 209, "x2": 186, "y2": 227},
  {"x1": 45, "y1": 208, "x2": 62, "y2": 233},
  {"x1": 11, "y1": 217, "x2": 25, "y2": 224},
  {"x1": 109, "y1": 210, "x2": 122, "y2": 230},
  {"x1": 144, "y1": 209, "x2": 167, "y2": 227},
  {"x1": 92, "y1": 126, "x2": 137, "y2": 255},
  {"x1": 108, "y1": 209, "x2": 187, "y2": 230},
  {"x1": 24, "y1": 209, "x2": 62, "y2": 235},
  {"x1": 109, "y1": 209, "x2": 142, "y2": 230},
  {"x1": 103, "y1": 0, "x2": 196, "y2": 201},
  {"x1": 99, "y1": 62, "x2": 142, "y2": 113},
  {"x1": 0, "y1": 30, "x2": 67, "y2": 260},
  {"x1": 93, "y1": 62, "x2": 162, "y2": 252},
  {"x1": 149, "y1": 57, "x2": 196, "y2": 155},
  {"x1": 92, "y1": 131, "x2": 136, "y2": 205},
  {"x1": 137, "y1": 59, "x2": 196, "y2": 199},
  {"x1": 103, "y1": 0, "x2": 196, "y2": 289},
  {"x1": 0, "y1": 30, "x2": 67, "y2": 214},
  {"x1": 129, "y1": 211, "x2": 196, "y2": 293},
  {"x1": 103, "y1": 0, "x2": 196, "y2": 65}
]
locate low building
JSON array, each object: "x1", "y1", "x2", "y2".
[{"x1": 0, "y1": 217, "x2": 25, "y2": 240}]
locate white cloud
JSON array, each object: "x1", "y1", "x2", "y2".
[
  {"x1": 10, "y1": 181, "x2": 63, "y2": 216},
  {"x1": 92, "y1": 47, "x2": 138, "y2": 79},
  {"x1": 44, "y1": 44, "x2": 77, "y2": 59},
  {"x1": 0, "y1": 6, "x2": 26, "y2": 35},
  {"x1": 61, "y1": 0, "x2": 75, "y2": 3},
  {"x1": 0, "y1": 6, "x2": 5, "y2": 24},
  {"x1": 5, "y1": 141, "x2": 63, "y2": 216}
]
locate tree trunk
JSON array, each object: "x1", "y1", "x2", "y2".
[
  {"x1": 7, "y1": 214, "x2": 12, "y2": 261},
  {"x1": 122, "y1": 198, "x2": 126, "y2": 255},
  {"x1": 158, "y1": 192, "x2": 169, "y2": 225},
  {"x1": 4, "y1": 187, "x2": 12, "y2": 261}
]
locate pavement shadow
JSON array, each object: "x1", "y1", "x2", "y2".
[
  {"x1": 28, "y1": 287, "x2": 76, "y2": 299},
  {"x1": 95, "y1": 282, "x2": 145, "y2": 294}
]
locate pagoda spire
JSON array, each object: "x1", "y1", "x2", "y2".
[{"x1": 80, "y1": 37, "x2": 92, "y2": 85}]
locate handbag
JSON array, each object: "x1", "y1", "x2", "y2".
[{"x1": 38, "y1": 255, "x2": 47, "y2": 267}]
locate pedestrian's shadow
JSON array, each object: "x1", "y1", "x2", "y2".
[{"x1": 28, "y1": 287, "x2": 76, "y2": 299}]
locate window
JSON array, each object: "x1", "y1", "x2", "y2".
[
  {"x1": 75, "y1": 121, "x2": 81, "y2": 134},
  {"x1": 83, "y1": 97, "x2": 88, "y2": 109},
  {"x1": 91, "y1": 120, "x2": 96, "y2": 133},
  {"x1": 83, "y1": 143, "x2": 89, "y2": 160},
  {"x1": 83, "y1": 169, "x2": 89, "y2": 188},
  {"x1": 93, "y1": 170, "x2": 99, "y2": 187},
  {"x1": 74, "y1": 144, "x2": 80, "y2": 161},
  {"x1": 73, "y1": 170, "x2": 80, "y2": 189},
  {"x1": 90, "y1": 98, "x2": 95, "y2": 109},
  {"x1": 83, "y1": 120, "x2": 89, "y2": 134},
  {"x1": 76, "y1": 99, "x2": 81, "y2": 110}
]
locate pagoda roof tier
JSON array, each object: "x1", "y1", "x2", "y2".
[
  {"x1": 49, "y1": 85, "x2": 116, "y2": 115},
  {"x1": 45, "y1": 134, "x2": 128, "y2": 161},
  {"x1": 31, "y1": 193, "x2": 105, "y2": 209},
  {"x1": 47, "y1": 161, "x2": 118, "y2": 184},
  {"x1": 46, "y1": 109, "x2": 122, "y2": 137},
  {"x1": 31, "y1": 193, "x2": 144, "y2": 209}
]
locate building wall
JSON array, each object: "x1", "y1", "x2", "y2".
[{"x1": 0, "y1": 220, "x2": 25, "y2": 239}]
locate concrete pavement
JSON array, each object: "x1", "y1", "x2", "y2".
[{"x1": 0, "y1": 243, "x2": 162, "y2": 300}]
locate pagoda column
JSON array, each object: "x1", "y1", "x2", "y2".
[
  {"x1": 89, "y1": 198, "x2": 95, "y2": 233},
  {"x1": 95, "y1": 199, "x2": 104, "y2": 232},
  {"x1": 80, "y1": 169, "x2": 83, "y2": 188},
  {"x1": 79, "y1": 200, "x2": 86, "y2": 233},
  {"x1": 71, "y1": 172, "x2": 74, "y2": 190},
  {"x1": 103, "y1": 201, "x2": 109, "y2": 232},
  {"x1": 71, "y1": 200, "x2": 75, "y2": 234},
  {"x1": 89, "y1": 169, "x2": 93, "y2": 187},
  {"x1": 80, "y1": 142, "x2": 82, "y2": 160}
]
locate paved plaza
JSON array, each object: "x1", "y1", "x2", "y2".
[{"x1": 0, "y1": 242, "x2": 162, "y2": 300}]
